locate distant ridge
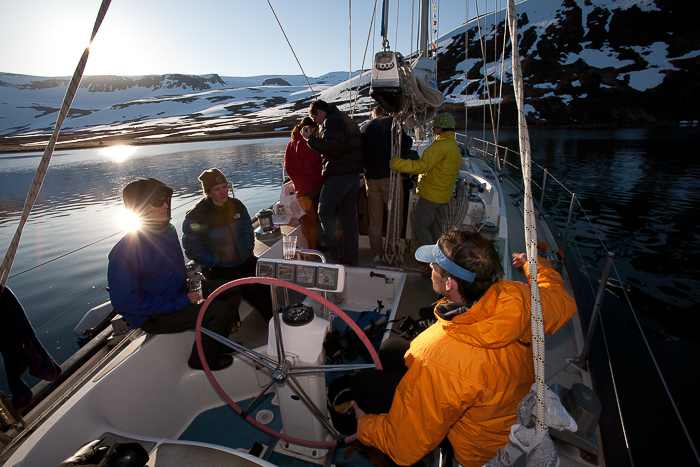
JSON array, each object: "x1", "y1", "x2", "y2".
[{"x1": 1, "y1": 0, "x2": 698, "y2": 148}]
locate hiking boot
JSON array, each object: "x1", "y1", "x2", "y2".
[
  {"x1": 188, "y1": 354, "x2": 233, "y2": 371},
  {"x1": 330, "y1": 251, "x2": 347, "y2": 264}
]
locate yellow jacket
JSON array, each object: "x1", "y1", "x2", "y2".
[
  {"x1": 389, "y1": 131, "x2": 462, "y2": 204},
  {"x1": 357, "y1": 259, "x2": 577, "y2": 466}
]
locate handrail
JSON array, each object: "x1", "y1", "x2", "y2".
[{"x1": 462, "y1": 134, "x2": 700, "y2": 463}]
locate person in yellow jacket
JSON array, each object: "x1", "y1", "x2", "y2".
[
  {"x1": 389, "y1": 112, "x2": 462, "y2": 248},
  {"x1": 351, "y1": 228, "x2": 578, "y2": 466}
]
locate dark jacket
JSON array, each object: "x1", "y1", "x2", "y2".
[
  {"x1": 306, "y1": 104, "x2": 364, "y2": 177},
  {"x1": 182, "y1": 197, "x2": 254, "y2": 270},
  {"x1": 107, "y1": 225, "x2": 191, "y2": 329},
  {"x1": 360, "y1": 116, "x2": 413, "y2": 179}
]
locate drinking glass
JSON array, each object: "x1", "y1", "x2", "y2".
[{"x1": 283, "y1": 235, "x2": 297, "y2": 260}]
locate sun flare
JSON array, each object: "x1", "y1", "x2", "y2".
[
  {"x1": 118, "y1": 209, "x2": 141, "y2": 233},
  {"x1": 101, "y1": 145, "x2": 137, "y2": 163}
]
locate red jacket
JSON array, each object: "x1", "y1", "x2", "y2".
[{"x1": 284, "y1": 131, "x2": 323, "y2": 196}]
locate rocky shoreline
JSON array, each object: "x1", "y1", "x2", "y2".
[{"x1": 0, "y1": 127, "x2": 291, "y2": 154}]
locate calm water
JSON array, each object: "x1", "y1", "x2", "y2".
[
  {"x1": 1, "y1": 130, "x2": 699, "y2": 462},
  {"x1": 480, "y1": 127, "x2": 700, "y2": 464},
  {"x1": 0, "y1": 138, "x2": 288, "y2": 391}
]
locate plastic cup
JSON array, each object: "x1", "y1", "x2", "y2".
[{"x1": 283, "y1": 235, "x2": 297, "y2": 260}]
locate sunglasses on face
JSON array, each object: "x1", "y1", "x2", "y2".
[{"x1": 149, "y1": 196, "x2": 168, "y2": 208}]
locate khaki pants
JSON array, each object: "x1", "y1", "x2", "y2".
[{"x1": 365, "y1": 177, "x2": 403, "y2": 257}]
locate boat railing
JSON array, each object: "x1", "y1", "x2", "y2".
[{"x1": 462, "y1": 134, "x2": 697, "y2": 460}]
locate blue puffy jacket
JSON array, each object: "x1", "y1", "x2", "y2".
[
  {"x1": 182, "y1": 197, "x2": 254, "y2": 269},
  {"x1": 107, "y1": 225, "x2": 191, "y2": 328}
]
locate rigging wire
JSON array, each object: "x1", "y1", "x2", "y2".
[
  {"x1": 465, "y1": 0, "x2": 470, "y2": 137},
  {"x1": 496, "y1": 1, "x2": 508, "y2": 145},
  {"x1": 473, "y1": 0, "x2": 499, "y2": 154},
  {"x1": 350, "y1": 0, "x2": 353, "y2": 86},
  {"x1": 351, "y1": 0, "x2": 381, "y2": 117},
  {"x1": 410, "y1": 0, "x2": 415, "y2": 59},
  {"x1": 265, "y1": 0, "x2": 317, "y2": 99},
  {"x1": 35, "y1": 285, "x2": 108, "y2": 332}
]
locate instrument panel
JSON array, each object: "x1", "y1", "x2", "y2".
[{"x1": 256, "y1": 259, "x2": 345, "y2": 293}]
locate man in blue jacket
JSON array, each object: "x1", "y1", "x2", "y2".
[
  {"x1": 108, "y1": 178, "x2": 240, "y2": 371},
  {"x1": 182, "y1": 168, "x2": 273, "y2": 322}
]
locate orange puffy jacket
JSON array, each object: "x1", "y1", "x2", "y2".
[{"x1": 357, "y1": 258, "x2": 577, "y2": 466}]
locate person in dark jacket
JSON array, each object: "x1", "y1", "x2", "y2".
[
  {"x1": 360, "y1": 105, "x2": 413, "y2": 262},
  {"x1": 284, "y1": 117, "x2": 323, "y2": 250},
  {"x1": 301, "y1": 100, "x2": 364, "y2": 265},
  {"x1": 182, "y1": 168, "x2": 273, "y2": 323},
  {"x1": 108, "y1": 178, "x2": 240, "y2": 371}
]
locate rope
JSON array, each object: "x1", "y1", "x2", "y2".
[
  {"x1": 507, "y1": 0, "x2": 547, "y2": 434},
  {"x1": 0, "y1": 0, "x2": 112, "y2": 290},
  {"x1": 384, "y1": 117, "x2": 406, "y2": 266},
  {"x1": 351, "y1": 0, "x2": 381, "y2": 118},
  {"x1": 264, "y1": 0, "x2": 317, "y2": 100},
  {"x1": 442, "y1": 177, "x2": 470, "y2": 231}
]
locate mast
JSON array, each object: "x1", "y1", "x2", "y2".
[{"x1": 417, "y1": 0, "x2": 430, "y2": 58}]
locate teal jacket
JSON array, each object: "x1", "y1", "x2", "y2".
[{"x1": 182, "y1": 197, "x2": 254, "y2": 269}]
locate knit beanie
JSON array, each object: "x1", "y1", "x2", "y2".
[
  {"x1": 122, "y1": 178, "x2": 173, "y2": 215},
  {"x1": 199, "y1": 168, "x2": 228, "y2": 193},
  {"x1": 433, "y1": 113, "x2": 455, "y2": 130},
  {"x1": 122, "y1": 178, "x2": 173, "y2": 232}
]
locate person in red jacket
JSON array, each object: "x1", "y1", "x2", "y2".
[
  {"x1": 284, "y1": 116, "x2": 323, "y2": 250},
  {"x1": 351, "y1": 227, "x2": 577, "y2": 466}
]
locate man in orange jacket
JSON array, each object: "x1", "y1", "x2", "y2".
[{"x1": 351, "y1": 228, "x2": 577, "y2": 466}]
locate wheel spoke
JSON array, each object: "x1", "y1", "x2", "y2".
[
  {"x1": 243, "y1": 378, "x2": 276, "y2": 415},
  {"x1": 270, "y1": 284, "x2": 287, "y2": 365},
  {"x1": 288, "y1": 363, "x2": 377, "y2": 376},
  {"x1": 286, "y1": 375, "x2": 341, "y2": 441},
  {"x1": 196, "y1": 276, "x2": 383, "y2": 448},
  {"x1": 200, "y1": 327, "x2": 277, "y2": 370}
]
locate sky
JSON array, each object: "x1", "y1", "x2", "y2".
[{"x1": 1, "y1": 0, "x2": 486, "y2": 79}]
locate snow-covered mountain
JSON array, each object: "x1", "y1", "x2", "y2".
[{"x1": 1, "y1": 0, "x2": 697, "y2": 146}]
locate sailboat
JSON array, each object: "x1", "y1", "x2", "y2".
[{"x1": 2, "y1": 1, "x2": 672, "y2": 466}]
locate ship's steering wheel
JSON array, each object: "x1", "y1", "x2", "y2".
[{"x1": 195, "y1": 276, "x2": 382, "y2": 448}]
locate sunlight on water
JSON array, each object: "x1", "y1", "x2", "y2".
[{"x1": 100, "y1": 145, "x2": 137, "y2": 163}]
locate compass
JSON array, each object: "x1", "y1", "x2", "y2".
[{"x1": 282, "y1": 303, "x2": 315, "y2": 326}]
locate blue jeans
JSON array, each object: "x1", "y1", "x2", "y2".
[
  {"x1": 414, "y1": 196, "x2": 446, "y2": 247},
  {"x1": 318, "y1": 173, "x2": 361, "y2": 264}
]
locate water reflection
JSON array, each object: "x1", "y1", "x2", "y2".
[
  {"x1": 100, "y1": 145, "x2": 137, "y2": 163},
  {"x1": 0, "y1": 138, "x2": 288, "y2": 388}
]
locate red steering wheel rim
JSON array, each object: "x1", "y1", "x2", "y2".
[{"x1": 195, "y1": 275, "x2": 383, "y2": 448}]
